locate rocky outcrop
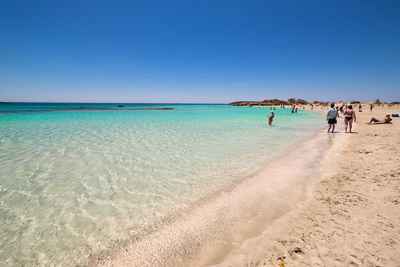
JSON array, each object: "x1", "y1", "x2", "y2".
[{"x1": 230, "y1": 99, "x2": 289, "y2": 106}]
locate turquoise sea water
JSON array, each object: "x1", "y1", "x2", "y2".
[{"x1": 0, "y1": 103, "x2": 323, "y2": 265}]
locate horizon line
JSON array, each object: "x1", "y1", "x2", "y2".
[
  {"x1": 0, "y1": 101, "x2": 230, "y2": 104},
  {"x1": 1, "y1": 99, "x2": 396, "y2": 104}
]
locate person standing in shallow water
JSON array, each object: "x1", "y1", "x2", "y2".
[
  {"x1": 326, "y1": 103, "x2": 338, "y2": 133},
  {"x1": 343, "y1": 105, "x2": 356, "y2": 133},
  {"x1": 267, "y1": 111, "x2": 274, "y2": 126}
]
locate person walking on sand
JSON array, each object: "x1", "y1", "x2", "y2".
[
  {"x1": 343, "y1": 105, "x2": 356, "y2": 133},
  {"x1": 370, "y1": 104, "x2": 374, "y2": 111},
  {"x1": 339, "y1": 104, "x2": 345, "y2": 114},
  {"x1": 267, "y1": 111, "x2": 274, "y2": 126},
  {"x1": 326, "y1": 103, "x2": 338, "y2": 133}
]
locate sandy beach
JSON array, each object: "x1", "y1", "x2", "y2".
[
  {"x1": 217, "y1": 105, "x2": 400, "y2": 266},
  {"x1": 2, "y1": 1, "x2": 399, "y2": 265}
]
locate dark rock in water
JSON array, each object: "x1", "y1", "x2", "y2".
[
  {"x1": 117, "y1": 105, "x2": 124, "y2": 107},
  {"x1": 230, "y1": 99, "x2": 290, "y2": 106},
  {"x1": 142, "y1": 107, "x2": 173, "y2": 110}
]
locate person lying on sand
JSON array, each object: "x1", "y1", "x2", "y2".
[{"x1": 367, "y1": 115, "x2": 392, "y2": 125}]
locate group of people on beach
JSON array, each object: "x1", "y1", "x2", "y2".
[
  {"x1": 326, "y1": 103, "x2": 356, "y2": 133},
  {"x1": 266, "y1": 103, "x2": 394, "y2": 130},
  {"x1": 326, "y1": 103, "x2": 393, "y2": 133}
]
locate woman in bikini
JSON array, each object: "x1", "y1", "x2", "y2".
[{"x1": 343, "y1": 105, "x2": 356, "y2": 133}]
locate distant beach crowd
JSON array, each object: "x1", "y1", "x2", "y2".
[{"x1": 264, "y1": 102, "x2": 397, "y2": 131}]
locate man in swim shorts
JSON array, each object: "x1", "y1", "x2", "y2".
[{"x1": 326, "y1": 103, "x2": 338, "y2": 133}]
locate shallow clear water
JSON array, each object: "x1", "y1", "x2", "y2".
[{"x1": 0, "y1": 103, "x2": 323, "y2": 265}]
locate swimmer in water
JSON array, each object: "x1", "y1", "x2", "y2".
[{"x1": 267, "y1": 111, "x2": 274, "y2": 126}]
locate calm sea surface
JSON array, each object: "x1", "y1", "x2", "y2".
[{"x1": 0, "y1": 103, "x2": 323, "y2": 265}]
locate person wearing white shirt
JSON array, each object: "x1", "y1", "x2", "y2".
[{"x1": 327, "y1": 103, "x2": 338, "y2": 133}]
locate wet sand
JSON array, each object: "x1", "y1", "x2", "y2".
[{"x1": 217, "y1": 106, "x2": 400, "y2": 266}]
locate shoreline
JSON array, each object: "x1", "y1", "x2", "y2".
[
  {"x1": 0, "y1": 104, "x2": 324, "y2": 266},
  {"x1": 100, "y1": 120, "x2": 342, "y2": 266},
  {"x1": 216, "y1": 106, "x2": 400, "y2": 266}
]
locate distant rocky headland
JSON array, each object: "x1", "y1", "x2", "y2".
[{"x1": 230, "y1": 98, "x2": 311, "y2": 107}]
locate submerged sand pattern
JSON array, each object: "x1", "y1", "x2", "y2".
[
  {"x1": 0, "y1": 104, "x2": 323, "y2": 266},
  {"x1": 101, "y1": 133, "x2": 330, "y2": 266}
]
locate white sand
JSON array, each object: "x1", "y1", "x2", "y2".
[{"x1": 217, "y1": 106, "x2": 400, "y2": 266}]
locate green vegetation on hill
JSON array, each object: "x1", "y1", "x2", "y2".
[
  {"x1": 262, "y1": 99, "x2": 289, "y2": 105},
  {"x1": 312, "y1": 100, "x2": 329, "y2": 106},
  {"x1": 230, "y1": 98, "x2": 313, "y2": 106}
]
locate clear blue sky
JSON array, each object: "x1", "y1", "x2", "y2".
[{"x1": 1, "y1": 0, "x2": 399, "y2": 103}]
